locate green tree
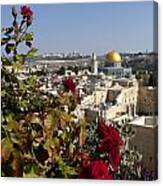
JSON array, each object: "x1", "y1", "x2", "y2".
[{"x1": 1, "y1": 6, "x2": 79, "y2": 178}]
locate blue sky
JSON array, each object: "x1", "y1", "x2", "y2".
[{"x1": 1, "y1": 1, "x2": 154, "y2": 55}]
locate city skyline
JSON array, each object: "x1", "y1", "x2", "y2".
[{"x1": 1, "y1": 1, "x2": 154, "y2": 54}]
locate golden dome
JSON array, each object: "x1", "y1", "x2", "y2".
[{"x1": 106, "y1": 50, "x2": 122, "y2": 63}]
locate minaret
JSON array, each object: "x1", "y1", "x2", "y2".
[{"x1": 91, "y1": 52, "x2": 98, "y2": 75}]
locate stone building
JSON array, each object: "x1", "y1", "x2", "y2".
[
  {"x1": 104, "y1": 77, "x2": 139, "y2": 121},
  {"x1": 137, "y1": 85, "x2": 158, "y2": 115},
  {"x1": 128, "y1": 116, "x2": 158, "y2": 175}
]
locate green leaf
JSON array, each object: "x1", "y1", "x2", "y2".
[
  {"x1": 19, "y1": 99, "x2": 29, "y2": 110},
  {"x1": 27, "y1": 48, "x2": 38, "y2": 58},
  {"x1": 79, "y1": 118, "x2": 87, "y2": 146},
  {"x1": 44, "y1": 138, "x2": 60, "y2": 150},
  {"x1": 44, "y1": 110, "x2": 58, "y2": 129},
  {"x1": 55, "y1": 155, "x2": 77, "y2": 177},
  {"x1": 1, "y1": 57, "x2": 11, "y2": 65},
  {"x1": 6, "y1": 113, "x2": 14, "y2": 123},
  {"x1": 23, "y1": 166, "x2": 39, "y2": 178},
  {"x1": 61, "y1": 111, "x2": 73, "y2": 123},
  {"x1": 19, "y1": 81, "x2": 26, "y2": 91},
  {"x1": 15, "y1": 54, "x2": 25, "y2": 63},
  {"x1": 24, "y1": 33, "x2": 33, "y2": 42},
  {"x1": 27, "y1": 75, "x2": 37, "y2": 87},
  {"x1": 60, "y1": 131, "x2": 67, "y2": 141},
  {"x1": 1, "y1": 89, "x2": 7, "y2": 97},
  {"x1": 68, "y1": 143, "x2": 75, "y2": 156},
  {"x1": 13, "y1": 61, "x2": 24, "y2": 72},
  {"x1": 64, "y1": 165, "x2": 77, "y2": 176},
  {"x1": 5, "y1": 43, "x2": 15, "y2": 54},
  {"x1": 7, "y1": 120, "x2": 19, "y2": 132},
  {"x1": 26, "y1": 113, "x2": 41, "y2": 124},
  {"x1": 1, "y1": 138, "x2": 13, "y2": 161}
]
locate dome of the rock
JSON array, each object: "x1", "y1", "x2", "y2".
[{"x1": 106, "y1": 50, "x2": 122, "y2": 63}]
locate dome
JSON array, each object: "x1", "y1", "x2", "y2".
[{"x1": 106, "y1": 50, "x2": 122, "y2": 63}]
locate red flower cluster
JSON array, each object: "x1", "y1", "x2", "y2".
[
  {"x1": 99, "y1": 118, "x2": 123, "y2": 171},
  {"x1": 21, "y1": 6, "x2": 33, "y2": 18},
  {"x1": 21, "y1": 6, "x2": 33, "y2": 26},
  {"x1": 63, "y1": 77, "x2": 76, "y2": 94},
  {"x1": 80, "y1": 159, "x2": 113, "y2": 180}
]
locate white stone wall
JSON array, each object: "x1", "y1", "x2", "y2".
[
  {"x1": 94, "y1": 89, "x2": 108, "y2": 106},
  {"x1": 128, "y1": 124, "x2": 158, "y2": 173},
  {"x1": 137, "y1": 86, "x2": 157, "y2": 115},
  {"x1": 105, "y1": 81, "x2": 138, "y2": 120}
]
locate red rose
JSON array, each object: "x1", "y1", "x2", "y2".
[
  {"x1": 63, "y1": 77, "x2": 76, "y2": 94},
  {"x1": 79, "y1": 165, "x2": 90, "y2": 179},
  {"x1": 98, "y1": 119, "x2": 123, "y2": 171},
  {"x1": 89, "y1": 160, "x2": 113, "y2": 180},
  {"x1": 79, "y1": 153, "x2": 92, "y2": 179},
  {"x1": 109, "y1": 148, "x2": 121, "y2": 171},
  {"x1": 98, "y1": 118, "x2": 110, "y2": 137},
  {"x1": 99, "y1": 123, "x2": 123, "y2": 152},
  {"x1": 99, "y1": 119, "x2": 122, "y2": 141},
  {"x1": 21, "y1": 6, "x2": 33, "y2": 18},
  {"x1": 80, "y1": 160, "x2": 113, "y2": 180}
]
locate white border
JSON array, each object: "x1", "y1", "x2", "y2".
[
  {"x1": 0, "y1": 0, "x2": 160, "y2": 5},
  {"x1": 1, "y1": 0, "x2": 163, "y2": 186}
]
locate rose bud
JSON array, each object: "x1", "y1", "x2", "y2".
[
  {"x1": 27, "y1": 17, "x2": 33, "y2": 27},
  {"x1": 12, "y1": 6, "x2": 17, "y2": 18}
]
